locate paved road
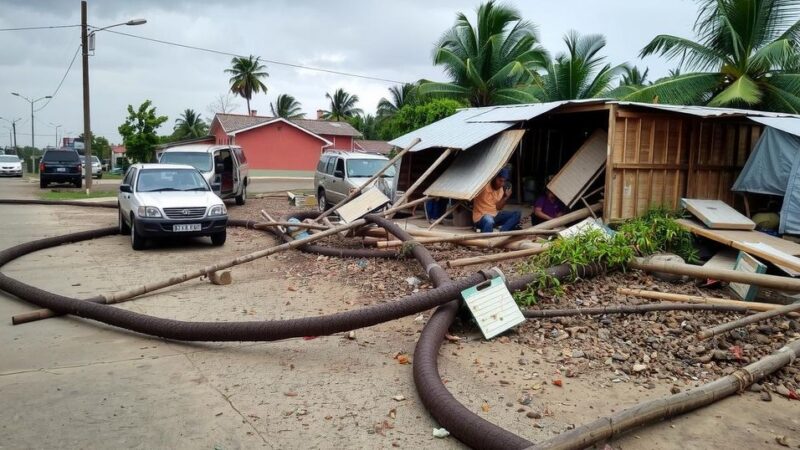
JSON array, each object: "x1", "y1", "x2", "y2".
[{"x1": 0, "y1": 175, "x2": 313, "y2": 200}]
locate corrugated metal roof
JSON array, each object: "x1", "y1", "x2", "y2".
[
  {"x1": 465, "y1": 99, "x2": 609, "y2": 123},
  {"x1": 424, "y1": 130, "x2": 525, "y2": 200},
  {"x1": 611, "y1": 101, "x2": 800, "y2": 119},
  {"x1": 747, "y1": 117, "x2": 800, "y2": 138},
  {"x1": 388, "y1": 108, "x2": 516, "y2": 152}
]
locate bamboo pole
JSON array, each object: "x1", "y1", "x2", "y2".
[
  {"x1": 491, "y1": 202, "x2": 603, "y2": 248},
  {"x1": 697, "y1": 301, "x2": 800, "y2": 340},
  {"x1": 629, "y1": 257, "x2": 800, "y2": 292},
  {"x1": 427, "y1": 202, "x2": 460, "y2": 230},
  {"x1": 314, "y1": 137, "x2": 420, "y2": 222},
  {"x1": 447, "y1": 245, "x2": 547, "y2": 268},
  {"x1": 255, "y1": 221, "x2": 331, "y2": 231},
  {"x1": 375, "y1": 228, "x2": 556, "y2": 249},
  {"x1": 389, "y1": 148, "x2": 453, "y2": 218},
  {"x1": 529, "y1": 339, "x2": 800, "y2": 450},
  {"x1": 617, "y1": 288, "x2": 800, "y2": 315},
  {"x1": 12, "y1": 199, "x2": 428, "y2": 325}
]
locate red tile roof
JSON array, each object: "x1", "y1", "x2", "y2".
[
  {"x1": 355, "y1": 139, "x2": 395, "y2": 155},
  {"x1": 214, "y1": 113, "x2": 362, "y2": 137}
]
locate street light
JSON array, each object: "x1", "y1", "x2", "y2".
[
  {"x1": 49, "y1": 123, "x2": 62, "y2": 148},
  {"x1": 81, "y1": 0, "x2": 146, "y2": 192},
  {"x1": 0, "y1": 117, "x2": 21, "y2": 151},
  {"x1": 11, "y1": 93, "x2": 51, "y2": 150}
]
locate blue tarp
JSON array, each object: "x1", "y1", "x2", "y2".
[{"x1": 732, "y1": 127, "x2": 800, "y2": 234}]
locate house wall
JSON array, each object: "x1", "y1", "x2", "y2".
[
  {"x1": 232, "y1": 122, "x2": 328, "y2": 171},
  {"x1": 211, "y1": 122, "x2": 232, "y2": 145},
  {"x1": 605, "y1": 107, "x2": 762, "y2": 221},
  {"x1": 326, "y1": 135, "x2": 354, "y2": 150}
]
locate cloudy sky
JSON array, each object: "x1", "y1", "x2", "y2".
[{"x1": 0, "y1": 0, "x2": 699, "y2": 147}]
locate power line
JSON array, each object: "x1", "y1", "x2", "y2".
[
  {"x1": 0, "y1": 24, "x2": 81, "y2": 32},
  {"x1": 35, "y1": 44, "x2": 82, "y2": 112},
  {"x1": 99, "y1": 28, "x2": 408, "y2": 85}
]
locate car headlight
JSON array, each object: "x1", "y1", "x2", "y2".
[
  {"x1": 208, "y1": 204, "x2": 227, "y2": 216},
  {"x1": 137, "y1": 206, "x2": 162, "y2": 218}
]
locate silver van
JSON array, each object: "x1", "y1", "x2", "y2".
[
  {"x1": 159, "y1": 144, "x2": 249, "y2": 205},
  {"x1": 314, "y1": 151, "x2": 396, "y2": 211}
]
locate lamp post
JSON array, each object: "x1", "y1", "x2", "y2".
[
  {"x1": 0, "y1": 117, "x2": 21, "y2": 151},
  {"x1": 81, "y1": 0, "x2": 146, "y2": 192},
  {"x1": 10, "y1": 93, "x2": 51, "y2": 150},
  {"x1": 49, "y1": 123, "x2": 62, "y2": 148}
]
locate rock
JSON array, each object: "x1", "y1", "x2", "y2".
[
  {"x1": 392, "y1": 395, "x2": 406, "y2": 401},
  {"x1": 347, "y1": 331, "x2": 356, "y2": 340},
  {"x1": 712, "y1": 350, "x2": 729, "y2": 361},
  {"x1": 571, "y1": 350, "x2": 586, "y2": 359},
  {"x1": 749, "y1": 383, "x2": 763, "y2": 393},
  {"x1": 753, "y1": 333, "x2": 772, "y2": 345},
  {"x1": 526, "y1": 410, "x2": 542, "y2": 419},
  {"x1": 612, "y1": 353, "x2": 629, "y2": 362},
  {"x1": 432, "y1": 428, "x2": 450, "y2": 438},
  {"x1": 645, "y1": 253, "x2": 686, "y2": 282},
  {"x1": 670, "y1": 386, "x2": 681, "y2": 394},
  {"x1": 775, "y1": 435, "x2": 789, "y2": 447},
  {"x1": 518, "y1": 395, "x2": 533, "y2": 406},
  {"x1": 761, "y1": 390, "x2": 772, "y2": 402},
  {"x1": 518, "y1": 358, "x2": 528, "y2": 366},
  {"x1": 632, "y1": 364, "x2": 648, "y2": 373}
]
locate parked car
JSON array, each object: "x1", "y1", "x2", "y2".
[
  {"x1": 117, "y1": 163, "x2": 228, "y2": 250},
  {"x1": 314, "y1": 151, "x2": 396, "y2": 211},
  {"x1": 0, "y1": 154, "x2": 23, "y2": 177},
  {"x1": 91, "y1": 155, "x2": 102, "y2": 178},
  {"x1": 159, "y1": 144, "x2": 249, "y2": 205},
  {"x1": 40, "y1": 149, "x2": 82, "y2": 188}
]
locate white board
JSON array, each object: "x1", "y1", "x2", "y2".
[
  {"x1": 681, "y1": 199, "x2": 755, "y2": 230},
  {"x1": 557, "y1": 217, "x2": 609, "y2": 239},
  {"x1": 730, "y1": 252, "x2": 767, "y2": 301},
  {"x1": 461, "y1": 277, "x2": 525, "y2": 340},
  {"x1": 547, "y1": 129, "x2": 608, "y2": 207},
  {"x1": 336, "y1": 187, "x2": 390, "y2": 224},
  {"x1": 741, "y1": 242, "x2": 800, "y2": 277}
]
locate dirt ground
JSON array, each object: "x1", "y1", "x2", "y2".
[{"x1": 0, "y1": 196, "x2": 799, "y2": 449}]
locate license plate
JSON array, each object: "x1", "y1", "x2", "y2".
[
  {"x1": 173, "y1": 224, "x2": 201, "y2": 232},
  {"x1": 56, "y1": 167, "x2": 66, "y2": 172}
]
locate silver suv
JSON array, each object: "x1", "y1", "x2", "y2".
[
  {"x1": 314, "y1": 151, "x2": 396, "y2": 211},
  {"x1": 159, "y1": 144, "x2": 249, "y2": 205}
]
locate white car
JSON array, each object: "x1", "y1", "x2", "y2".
[
  {"x1": 0, "y1": 154, "x2": 23, "y2": 177},
  {"x1": 81, "y1": 155, "x2": 102, "y2": 179},
  {"x1": 117, "y1": 163, "x2": 228, "y2": 250}
]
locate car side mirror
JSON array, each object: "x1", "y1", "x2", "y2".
[
  {"x1": 119, "y1": 184, "x2": 132, "y2": 193},
  {"x1": 211, "y1": 182, "x2": 221, "y2": 192},
  {"x1": 334, "y1": 170, "x2": 344, "y2": 178},
  {"x1": 216, "y1": 163, "x2": 224, "y2": 173}
]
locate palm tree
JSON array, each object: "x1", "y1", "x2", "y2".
[
  {"x1": 349, "y1": 114, "x2": 378, "y2": 139},
  {"x1": 173, "y1": 109, "x2": 208, "y2": 139},
  {"x1": 322, "y1": 88, "x2": 363, "y2": 121},
  {"x1": 225, "y1": 55, "x2": 269, "y2": 114},
  {"x1": 377, "y1": 83, "x2": 418, "y2": 118},
  {"x1": 270, "y1": 94, "x2": 305, "y2": 119},
  {"x1": 418, "y1": 0, "x2": 548, "y2": 106},
  {"x1": 620, "y1": 66, "x2": 650, "y2": 86},
  {"x1": 622, "y1": 0, "x2": 800, "y2": 112},
  {"x1": 538, "y1": 31, "x2": 627, "y2": 101}
]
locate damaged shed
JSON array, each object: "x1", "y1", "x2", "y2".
[{"x1": 390, "y1": 100, "x2": 800, "y2": 224}]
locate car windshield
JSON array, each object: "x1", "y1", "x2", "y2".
[
  {"x1": 136, "y1": 168, "x2": 209, "y2": 192},
  {"x1": 42, "y1": 151, "x2": 79, "y2": 163},
  {"x1": 159, "y1": 152, "x2": 212, "y2": 172},
  {"x1": 0, "y1": 155, "x2": 20, "y2": 163},
  {"x1": 346, "y1": 159, "x2": 396, "y2": 178},
  {"x1": 91, "y1": 156, "x2": 100, "y2": 163}
]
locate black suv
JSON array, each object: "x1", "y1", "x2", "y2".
[{"x1": 40, "y1": 149, "x2": 82, "y2": 188}]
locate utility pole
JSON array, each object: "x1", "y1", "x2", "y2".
[
  {"x1": 0, "y1": 117, "x2": 20, "y2": 152},
  {"x1": 10, "y1": 95, "x2": 51, "y2": 150},
  {"x1": 81, "y1": 0, "x2": 93, "y2": 193}
]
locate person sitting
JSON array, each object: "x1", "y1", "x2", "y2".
[
  {"x1": 532, "y1": 183, "x2": 566, "y2": 225},
  {"x1": 472, "y1": 169, "x2": 521, "y2": 233}
]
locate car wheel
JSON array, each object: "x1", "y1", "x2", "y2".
[
  {"x1": 210, "y1": 230, "x2": 227, "y2": 246},
  {"x1": 317, "y1": 189, "x2": 328, "y2": 211},
  {"x1": 97, "y1": 173, "x2": 102, "y2": 179},
  {"x1": 39, "y1": 178, "x2": 46, "y2": 189},
  {"x1": 130, "y1": 218, "x2": 146, "y2": 250},
  {"x1": 118, "y1": 207, "x2": 130, "y2": 234},
  {"x1": 235, "y1": 184, "x2": 246, "y2": 205},
  {"x1": 74, "y1": 178, "x2": 82, "y2": 189}
]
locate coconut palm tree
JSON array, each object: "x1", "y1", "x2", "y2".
[
  {"x1": 270, "y1": 94, "x2": 305, "y2": 119},
  {"x1": 377, "y1": 83, "x2": 418, "y2": 118},
  {"x1": 418, "y1": 0, "x2": 548, "y2": 106},
  {"x1": 173, "y1": 109, "x2": 208, "y2": 139},
  {"x1": 322, "y1": 88, "x2": 363, "y2": 121},
  {"x1": 620, "y1": 66, "x2": 650, "y2": 86},
  {"x1": 538, "y1": 31, "x2": 627, "y2": 101},
  {"x1": 622, "y1": 0, "x2": 800, "y2": 112},
  {"x1": 349, "y1": 113, "x2": 378, "y2": 139},
  {"x1": 225, "y1": 55, "x2": 269, "y2": 114}
]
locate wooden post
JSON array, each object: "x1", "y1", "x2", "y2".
[
  {"x1": 447, "y1": 245, "x2": 547, "y2": 268},
  {"x1": 314, "y1": 137, "x2": 420, "y2": 222},
  {"x1": 389, "y1": 148, "x2": 453, "y2": 218},
  {"x1": 697, "y1": 301, "x2": 800, "y2": 340},
  {"x1": 491, "y1": 202, "x2": 602, "y2": 248},
  {"x1": 375, "y1": 228, "x2": 556, "y2": 248},
  {"x1": 427, "y1": 202, "x2": 459, "y2": 230}
]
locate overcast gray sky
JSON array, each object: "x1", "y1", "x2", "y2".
[{"x1": 0, "y1": 0, "x2": 699, "y2": 147}]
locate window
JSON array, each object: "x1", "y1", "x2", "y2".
[
  {"x1": 136, "y1": 168, "x2": 209, "y2": 192},
  {"x1": 122, "y1": 167, "x2": 137, "y2": 186},
  {"x1": 42, "y1": 150, "x2": 79, "y2": 163},
  {"x1": 334, "y1": 158, "x2": 345, "y2": 177},
  {"x1": 233, "y1": 147, "x2": 247, "y2": 164},
  {"x1": 325, "y1": 157, "x2": 336, "y2": 175},
  {"x1": 0, "y1": 155, "x2": 20, "y2": 163},
  {"x1": 346, "y1": 159, "x2": 396, "y2": 178},
  {"x1": 317, "y1": 156, "x2": 328, "y2": 172},
  {"x1": 160, "y1": 152, "x2": 213, "y2": 172}
]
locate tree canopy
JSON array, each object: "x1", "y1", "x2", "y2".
[
  {"x1": 322, "y1": 88, "x2": 363, "y2": 121},
  {"x1": 270, "y1": 94, "x2": 305, "y2": 119},
  {"x1": 225, "y1": 55, "x2": 269, "y2": 114},
  {"x1": 173, "y1": 109, "x2": 209, "y2": 139},
  {"x1": 118, "y1": 100, "x2": 168, "y2": 163}
]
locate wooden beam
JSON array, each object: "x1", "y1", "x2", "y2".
[
  {"x1": 447, "y1": 245, "x2": 548, "y2": 268},
  {"x1": 389, "y1": 148, "x2": 453, "y2": 217}
]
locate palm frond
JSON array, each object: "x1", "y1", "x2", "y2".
[
  {"x1": 708, "y1": 74, "x2": 763, "y2": 106},
  {"x1": 619, "y1": 72, "x2": 724, "y2": 105}
]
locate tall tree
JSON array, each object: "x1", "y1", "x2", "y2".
[
  {"x1": 225, "y1": 55, "x2": 269, "y2": 114},
  {"x1": 623, "y1": 0, "x2": 800, "y2": 112},
  {"x1": 377, "y1": 98, "x2": 464, "y2": 140},
  {"x1": 322, "y1": 88, "x2": 363, "y2": 121},
  {"x1": 377, "y1": 83, "x2": 418, "y2": 118},
  {"x1": 206, "y1": 92, "x2": 240, "y2": 116},
  {"x1": 79, "y1": 133, "x2": 111, "y2": 161},
  {"x1": 270, "y1": 94, "x2": 305, "y2": 119},
  {"x1": 349, "y1": 114, "x2": 378, "y2": 140},
  {"x1": 118, "y1": 100, "x2": 168, "y2": 163},
  {"x1": 419, "y1": 1, "x2": 547, "y2": 106},
  {"x1": 173, "y1": 109, "x2": 209, "y2": 139},
  {"x1": 620, "y1": 66, "x2": 650, "y2": 86},
  {"x1": 538, "y1": 31, "x2": 626, "y2": 101}
]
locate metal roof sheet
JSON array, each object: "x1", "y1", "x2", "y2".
[
  {"x1": 747, "y1": 117, "x2": 800, "y2": 138},
  {"x1": 611, "y1": 101, "x2": 800, "y2": 119},
  {"x1": 465, "y1": 99, "x2": 609, "y2": 123},
  {"x1": 388, "y1": 108, "x2": 516, "y2": 152}
]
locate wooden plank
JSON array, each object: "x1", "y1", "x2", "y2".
[
  {"x1": 681, "y1": 198, "x2": 755, "y2": 230},
  {"x1": 678, "y1": 219, "x2": 800, "y2": 272},
  {"x1": 336, "y1": 187, "x2": 390, "y2": 223},
  {"x1": 547, "y1": 129, "x2": 608, "y2": 207},
  {"x1": 729, "y1": 252, "x2": 767, "y2": 301},
  {"x1": 703, "y1": 249, "x2": 738, "y2": 271},
  {"x1": 743, "y1": 243, "x2": 800, "y2": 277}
]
